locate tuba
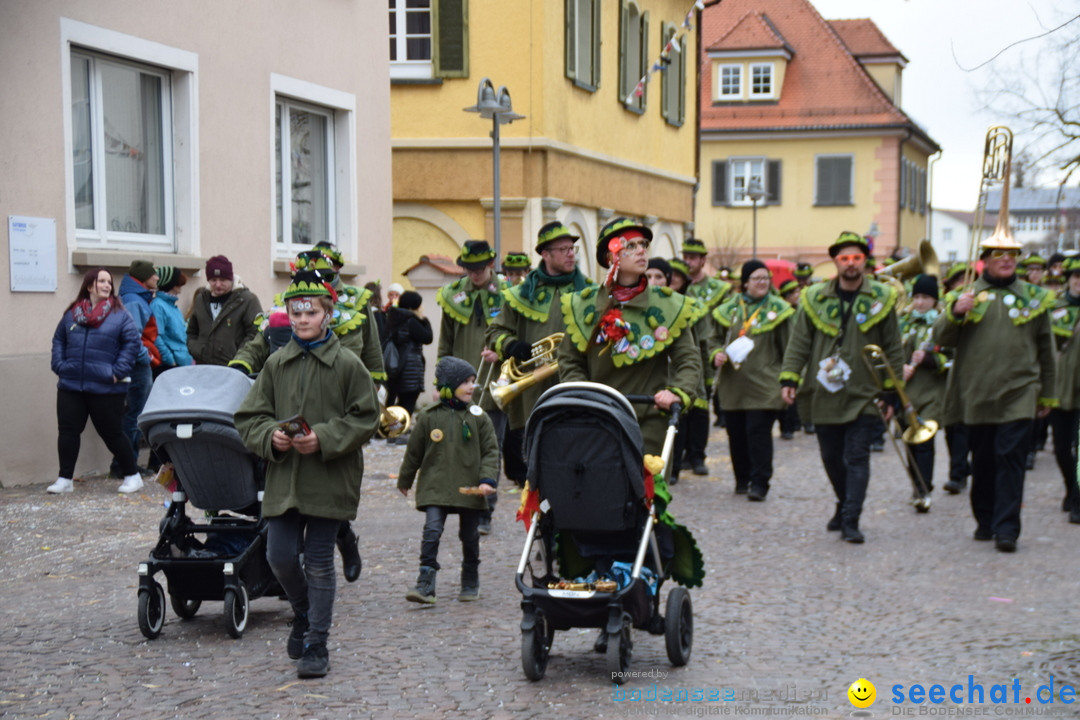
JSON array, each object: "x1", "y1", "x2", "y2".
[
  {"x1": 878, "y1": 238, "x2": 939, "y2": 311},
  {"x1": 377, "y1": 405, "x2": 411, "y2": 439},
  {"x1": 488, "y1": 333, "x2": 564, "y2": 410}
]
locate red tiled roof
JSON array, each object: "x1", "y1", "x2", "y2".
[
  {"x1": 707, "y1": 10, "x2": 789, "y2": 53},
  {"x1": 403, "y1": 254, "x2": 463, "y2": 277},
  {"x1": 700, "y1": 0, "x2": 936, "y2": 149},
  {"x1": 828, "y1": 19, "x2": 905, "y2": 61}
]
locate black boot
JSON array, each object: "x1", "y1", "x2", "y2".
[
  {"x1": 841, "y1": 521, "x2": 865, "y2": 544},
  {"x1": 405, "y1": 566, "x2": 437, "y2": 604},
  {"x1": 459, "y1": 566, "x2": 480, "y2": 602},
  {"x1": 826, "y1": 504, "x2": 843, "y2": 532},
  {"x1": 336, "y1": 523, "x2": 362, "y2": 583}
]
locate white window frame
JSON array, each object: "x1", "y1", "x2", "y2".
[
  {"x1": 270, "y1": 74, "x2": 357, "y2": 265},
  {"x1": 389, "y1": 0, "x2": 434, "y2": 80},
  {"x1": 60, "y1": 19, "x2": 198, "y2": 256},
  {"x1": 749, "y1": 62, "x2": 774, "y2": 98},
  {"x1": 718, "y1": 63, "x2": 742, "y2": 99},
  {"x1": 728, "y1": 157, "x2": 766, "y2": 206}
]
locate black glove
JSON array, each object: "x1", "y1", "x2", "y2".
[{"x1": 506, "y1": 340, "x2": 533, "y2": 362}]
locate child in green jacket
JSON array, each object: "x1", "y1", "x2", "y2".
[{"x1": 398, "y1": 356, "x2": 498, "y2": 603}]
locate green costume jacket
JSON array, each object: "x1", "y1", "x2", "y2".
[
  {"x1": 1051, "y1": 295, "x2": 1080, "y2": 411},
  {"x1": 229, "y1": 286, "x2": 385, "y2": 381},
  {"x1": 780, "y1": 276, "x2": 904, "y2": 425},
  {"x1": 397, "y1": 402, "x2": 499, "y2": 511},
  {"x1": 687, "y1": 276, "x2": 731, "y2": 313},
  {"x1": 932, "y1": 276, "x2": 1056, "y2": 425},
  {"x1": 486, "y1": 268, "x2": 595, "y2": 429},
  {"x1": 710, "y1": 292, "x2": 794, "y2": 411},
  {"x1": 898, "y1": 309, "x2": 948, "y2": 421},
  {"x1": 558, "y1": 284, "x2": 703, "y2": 454},
  {"x1": 437, "y1": 276, "x2": 508, "y2": 412},
  {"x1": 235, "y1": 333, "x2": 380, "y2": 521}
]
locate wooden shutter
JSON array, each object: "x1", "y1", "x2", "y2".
[
  {"x1": 638, "y1": 11, "x2": 648, "y2": 109},
  {"x1": 618, "y1": 0, "x2": 629, "y2": 100},
  {"x1": 899, "y1": 160, "x2": 907, "y2": 210},
  {"x1": 434, "y1": 0, "x2": 468, "y2": 78},
  {"x1": 767, "y1": 160, "x2": 782, "y2": 205},
  {"x1": 713, "y1": 160, "x2": 728, "y2": 206},
  {"x1": 591, "y1": 0, "x2": 602, "y2": 88},
  {"x1": 817, "y1": 157, "x2": 852, "y2": 206},
  {"x1": 566, "y1": 0, "x2": 576, "y2": 81}
]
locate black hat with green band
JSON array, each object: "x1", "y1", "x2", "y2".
[
  {"x1": 681, "y1": 237, "x2": 708, "y2": 256},
  {"x1": 1020, "y1": 254, "x2": 1047, "y2": 269},
  {"x1": 294, "y1": 250, "x2": 336, "y2": 275},
  {"x1": 536, "y1": 221, "x2": 579, "y2": 253},
  {"x1": 793, "y1": 262, "x2": 813, "y2": 279},
  {"x1": 503, "y1": 252, "x2": 531, "y2": 271},
  {"x1": 283, "y1": 269, "x2": 334, "y2": 301},
  {"x1": 828, "y1": 231, "x2": 871, "y2": 258},
  {"x1": 778, "y1": 279, "x2": 799, "y2": 296},
  {"x1": 312, "y1": 241, "x2": 344, "y2": 268},
  {"x1": 669, "y1": 258, "x2": 692, "y2": 285},
  {"x1": 457, "y1": 240, "x2": 497, "y2": 269},
  {"x1": 596, "y1": 217, "x2": 652, "y2": 269}
]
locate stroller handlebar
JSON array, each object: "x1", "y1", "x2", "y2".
[{"x1": 623, "y1": 394, "x2": 682, "y2": 426}]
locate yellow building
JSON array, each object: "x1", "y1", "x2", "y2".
[
  {"x1": 696, "y1": 0, "x2": 940, "y2": 269},
  {"x1": 390, "y1": 0, "x2": 700, "y2": 283}
]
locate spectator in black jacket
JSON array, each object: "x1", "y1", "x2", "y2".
[{"x1": 385, "y1": 291, "x2": 433, "y2": 419}]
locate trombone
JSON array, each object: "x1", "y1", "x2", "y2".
[
  {"x1": 488, "y1": 333, "x2": 564, "y2": 410},
  {"x1": 965, "y1": 126, "x2": 1014, "y2": 290},
  {"x1": 860, "y1": 344, "x2": 937, "y2": 512}
]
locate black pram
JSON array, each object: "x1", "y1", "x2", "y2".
[
  {"x1": 135, "y1": 365, "x2": 282, "y2": 639},
  {"x1": 515, "y1": 382, "x2": 695, "y2": 683}
]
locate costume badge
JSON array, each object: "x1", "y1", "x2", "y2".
[
  {"x1": 639, "y1": 335, "x2": 655, "y2": 350},
  {"x1": 453, "y1": 292, "x2": 467, "y2": 304},
  {"x1": 430, "y1": 429, "x2": 444, "y2": 442},
  {"x1": 614, "y1": 337, "x2": 631, "y2": 354},
  {"x1": 469, "y1": 405, "x2": 483, "y2": 416},
  {"x1": 1030, "y1": 299, "x2": 1039, "y2": 309},
  {"x1": 766, "y1": 311, "x2": 776, "y2": 321},
  {"x1": 870, "y1": 302, "x2": 883, "y2": 316},
  {"x1": 1008, "y1": 308, "x2": 1020, "y2": 319},
  {"x1": 1004, "y1": 295, "x2": 1016, "y2": 306},
  {"x1": 626, "y1": 345, "x2": 640, "y2": 359},
  {"x1": 1053, "y1": 308, "x2": 1069, "y2": 319},
  {"x1": 977, "y1": 291, "x2": 990, "y2": 303},
  {"x1": 654, "y1": 326, "x2": 670, "y2": 341},
  {"x1": 855, "y1": 313, "x2": 867, "y2": 325}
]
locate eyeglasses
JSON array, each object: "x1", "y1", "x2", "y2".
[
  {"x1": 835, "y1": 253, "x2": 866, "y2": 264},
  {"x1": 747, "y1": 274, "x2": 771, "y2": 283},
  {"x1": 620, "y1": 239, "x2": 651, "y2": 254},
  {"x1": 544, "y1": 244, "x2": 576, "y2": 256},
  {"x1": 989, "y1": 249, "x2": 1021, "y2": 259}
]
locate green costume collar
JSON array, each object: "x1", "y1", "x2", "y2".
[
  {"x1": 687, "y1": 276, "x2": 731, "y2": 310},
  {"x1": 561, "y1": 285, "x2": 703, "y2": 368},
  {"x1": 712, "y1": 292, "x2": 794, "y2": 335},
  {"x1": 505, "y1": 267, "x2": 594, "y2": 322},
  {"x1": 436, "y1": 275, "x2": 506, "y2": 326},
  {"x1": 944, "y1": 278, "x2": 1055, "y2": 327},
  {"x1": 800, "y1": 278, "x2": 898, "y2": 337},
  {"x1": 1050, "y1": 296, "x2": 1080, "y2": 337}
]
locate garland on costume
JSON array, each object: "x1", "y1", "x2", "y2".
[{"x1": 624, "y1": 0, "x2": 705, "y2": 104}]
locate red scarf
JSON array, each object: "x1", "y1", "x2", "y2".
[{"x1": 72, "y1": 297, "x2": 114, "y2": 328}]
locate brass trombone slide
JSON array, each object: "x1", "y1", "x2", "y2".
[
  {"x1": 860, "y1": 344, "x2": 937, "y2": 511},
  {"x1": 965, "y1": 126, "x2": 1014, "y2": 290}
]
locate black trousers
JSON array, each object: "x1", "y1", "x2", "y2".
[
  {"x1": 724, "y1": 409, "x2": 776, "y2": 494},
  {"x1": 968, "y1": 420, "x2": 1030, "y2": 541},
  {"x1": 503, "y1": 426, "x2": 527, "y2": 488},
  {"x1": 57, "y1": 389, "x2": 137, "y2": 479},
  {"x1": 1049, "y1": 409, "x2": 1079, "y2": 502},
  {"x1": 419, "y1": 506, "x2": 480, "y2": 575},
  {"x1": 815, "y1": 415, "x2": 877, "y2": 526},
  {"x1": 683, "y1": 407, "x2": 709, "y2": 464},
  {"x1": 945, "y1": 424, "x2": 971, "y2": 482},
  {"x1": 779, "y1": 402, "x2": 801, "y2": 434}
]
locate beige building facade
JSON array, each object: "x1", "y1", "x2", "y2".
[{"x1": 0, "y1": 1, "x2": 392, "y2": 486}]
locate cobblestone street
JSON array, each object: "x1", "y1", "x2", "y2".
[{"x1": 3, "y1": 425, "x2": 1080, "y2": 719}]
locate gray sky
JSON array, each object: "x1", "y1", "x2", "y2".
[{"x1": 809, "y1": 0, "x2": 1073, "y2": 211}]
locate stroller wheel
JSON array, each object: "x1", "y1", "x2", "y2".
[
  {"x1": 665, "y1": 587, "x2": 693, "y2": 666},
  {"x1": 606, "y1": 612, "x2": 633, "y2": 681},
  {"x1": 521, "y1": 612, "x2": 553, "y2": 681},
  {"x1": 223, "y1": 582, "x2": 249, "y2": 639},
  {"x1": 138, "y1": 581, "x2": 166, "y2": 639},
  {"x1": 170, "y1": 595, "x2": 202, "y2": 620}
]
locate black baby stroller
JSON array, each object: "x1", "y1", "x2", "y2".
[
  {"x1": 515, "y1": 382, "x2": 697, "y2": 683},
  {"x1": 135, "y1": 365, "x2": 282, "y2": 640}
]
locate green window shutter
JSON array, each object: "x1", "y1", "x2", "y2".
[
  {"x1": 591, "y1": 0, "x2": 602, "y2": 88},
  {"x1": 434, "y1": 0, "x2": 469, "y2": 78},
  {"x1": 566, "y1": 0, "x2": 576, "y2": 81}
]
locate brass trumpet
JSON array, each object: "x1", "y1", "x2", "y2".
[
  {"x1": 377, "y1": 404, "x2": 411, "y2": 439},
  {"x1": 489, "y1": 332, "x2": 564, "y2": 410},
  {"x1": 860, "y1": 344, "x2": 936, "y2": 511}
]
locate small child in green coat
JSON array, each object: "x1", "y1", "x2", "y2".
[{"x1": 398, "y1": 356, "x2": 498, "y2": 603}]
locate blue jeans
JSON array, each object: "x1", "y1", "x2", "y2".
[
  {"x1": 419, "y1": 506, "x2": 480, "y2": 574},
  {"x1": 112, "y1": 356, "x2": 152, "y2": 473},
  {"x1": 266, "y1": 511, "x2": 339, "y2": 646}
]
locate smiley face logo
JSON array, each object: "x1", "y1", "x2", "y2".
[{"x1": 848, "y1": 678, "x2": 876, "y2": 708}]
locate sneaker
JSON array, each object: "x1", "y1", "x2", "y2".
[
  {"x1": 287, "y1": 614, "x2": 309, "y2": 660},
  {"x1": 47, "y1": 477, "x2": 73, "y2": 494},
  {"x1": 477, "y1": 519, "x2": 492, "y2": 536},
  {"x1": 296, "y1": 642, "x2": 330, "y2": 678},
  {"x1": 994, "y1": 537, "x2": 1017, "y2": 553},
  {"x1": 870, "y1": 440, "x2": 885, "y2": 453},
  {"x1": 780, "y1": 431, "x2": 795, "y2": 440},
  {"x1": 943, "y1": 479, "x2": 965, "y2": 495},
  {"x1": 692, "y1": 462, "x2": 708, "y2": 476},
  {"x1": 117, "y1": 474, "x2": 144, "y2": 493},
  {"x1": 458, "y1": 585, "x2": 480, "y2": 602}
]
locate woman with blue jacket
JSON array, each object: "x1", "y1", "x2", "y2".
[
  {"x1": 150, "y1": 266, "x2": 193, "y2": 375},
  {"x1": 49, "y1": 268, "x2": 144, "y2": 494}
]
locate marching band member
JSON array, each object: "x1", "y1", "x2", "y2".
[{"x1": 1048, "y1": 258, "x2": 1080, "y2": 524}]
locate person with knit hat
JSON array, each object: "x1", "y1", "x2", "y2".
[
  {"x1": 501, "y1": 252, "x2": 531, "y2": 286},
  {"x1": 438, "y1": 239, "x2": 509, "y2": 534},
  {"x1": 780, "y1": 231, "x2": 905, "y2": 543},
  {"x1": 896, "y1": 274, "x2": 947, "y2": 509},
  {"x1": 559, "y1": 217, "x2": 703, "y2": 456},
  {"x1": 150, "y1": 267, "x2": 192, "y2": 376},
  {"x1": 187, "y1": 255, "x2": 261, "y2": 365},
  {"x1": 398, "y1": 356, "x2": 498, "y2": 604},
  {"x1": 709, "y1": 260, "x2": 795, "y2": 499},
  {"x1": 646, "y1": 257, "x2": 673, "y2": 287},
  {"x1": 385, "y1": 290, "x2": 433, "y2": 420},
  {"x1": 932, "y1": 229, "x2": 1056, "y2": 552},
  {"x1": 235, "y1": 269, "x2": 380, "y2": 679},
  {"x1": 110, "y1": 259, "x2": 160, "y2": 485}
]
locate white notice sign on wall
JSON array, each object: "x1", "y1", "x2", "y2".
[{"x1": 9, "y1": 216, "x2": 57, "y2": 292}]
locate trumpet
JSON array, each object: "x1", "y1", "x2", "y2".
[
  {"x1": 860, "y1": 344, "x2": 936, "y2": 512},
  {"x1": 489, "y1": 333, "x2": 564, "y2": 410},
  {"x1": 377, "y1": 404, "x2": 411, "y2": 439}
]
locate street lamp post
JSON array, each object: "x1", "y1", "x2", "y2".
[
  {"x1": 464, "y1": 78, "x2": 524, "y2": 262},
  {"x1": 746, "y1": 179, "x2": 766, "y2": 259}
]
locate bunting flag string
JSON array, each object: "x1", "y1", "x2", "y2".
[{"x1": 624, "y1": 0, "x2": 705, "y2": 104}]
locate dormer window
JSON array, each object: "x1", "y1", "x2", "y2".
[
  {"x1": 719, "y1": 64, "x2": 742, "y2": 98},
  {"x1": 750, "y1": 63, "x2": 773, "y2": 98}
]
